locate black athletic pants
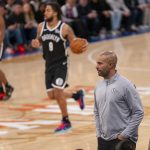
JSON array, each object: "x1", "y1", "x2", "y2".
[{"x1": 97, "y1": 137, "x2": 136, "y2": 150}]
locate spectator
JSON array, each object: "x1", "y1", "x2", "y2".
[
  {"x1": 5, "y1": 3, "x2": 25, "y2": 53},
  {"x1": 57, "y1": 0, "x2": 66, "y2": 6},
  {"x1": 106, "y1": 0, "x2": 130, "y2": 35},
  {"x1": 35, "y1": 2, "x2": 46, "y2": 23},
  {"x1": 124, "y1": 0, "x2": 147, "y2": 31},
  {"x1": 61, "y1": 0, "x2": 88, "y2": 38},
  {"x1": 22, "y1": 3, "x2": 37, "y2": 49},
  {"x1": 61, "y1": 0, "x2": 78, "y2": 22},
  {"x1": 21, "y1": 0, "x2": 38, "y2": 15},
  {"x1": 29, "y1": 0, "x2": 40, "y2": 12},
  {"x1": 90, "y1": 0, "x2": 112, "y2": 36},
  {"x1": 144, "y1": 0, "x2": 150, "y2": 26},
  {"x1": 5, "y1": 0, "x2": 16, "y2": 16},
  {"x1": 77, "y1": 0, "x2": 100, "y2": 36}
]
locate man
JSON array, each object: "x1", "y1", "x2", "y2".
[
  {"x1": 0, "y1": 8, "x2": 14, "y2": 101},
  {"x1": 106, "y1": 0, "x2": 130, "y2": 35},
  {"x1": 5, "y1": 2, "x2": 25, "y2": 53},
  {"x1": 31, "y1": 2, "x2": 88, "y2": 133},
  {"x1": 94, "y1": 51, "x2": 144, "y2": 150},
  {"x1": 61, "y1": 0, "x2": 88, "y2": 38}
]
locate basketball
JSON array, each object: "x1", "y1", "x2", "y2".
[{"x1": 70, "y1": 38, "x2": 87, "y2": 54}]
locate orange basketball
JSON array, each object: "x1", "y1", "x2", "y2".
[{"x1": 70, "y1": 38, "x2": 87, "y2": 54}]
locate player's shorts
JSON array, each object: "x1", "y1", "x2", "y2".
[{"x1": 45, "y1": 61, "x2": 68, "y2": 91}]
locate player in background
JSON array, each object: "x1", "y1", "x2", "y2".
[{"x1": 0, "y1": 12, "x2": 14, "y2": 100}]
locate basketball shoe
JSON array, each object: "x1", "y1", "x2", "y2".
[
  {"x1": 54, "y1": 122, "x2": 72, "y2": 134},
  {"x1": 4, "y1": 84, "x2": 14, "y2": 100},
  {"x1": 74, "y1": 89, "x2": 85, "y2": 110},
  {"x1": 0, "y1": 92, "x2": 6, "y2": 100}
]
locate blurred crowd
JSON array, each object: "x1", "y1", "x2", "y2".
[{"x1": 0, "y1": 0, "x2": 150, "y2": 55}]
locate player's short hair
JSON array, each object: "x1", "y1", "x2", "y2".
[{"x1": 46, "y1": 2, "x2": 62, "y2": 20}]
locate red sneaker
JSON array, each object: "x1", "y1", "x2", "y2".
[
  {"x1": 76, "y1": 89, "x2": 85, "y2": 110},
  {"x1": 17, "y1": 44, "x2": 25, "y2": 54},
  {"x1": 0, "y1": 92, "x2": 6, "y2": 100},
  {"x1": 54, "y1": 122, "x2": 71, "y2": 133}
]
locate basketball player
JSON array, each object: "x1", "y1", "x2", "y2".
[
  {"x1": 31, "y1": 2, "x2": 88, "y2": 133},
  {"x1": 0, "y1": 13, "x2": 14, "y2": 100}
]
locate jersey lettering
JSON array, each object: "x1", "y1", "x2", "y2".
[{"x1": 42, "y1": 34, "x2": 60, "y2": 42}]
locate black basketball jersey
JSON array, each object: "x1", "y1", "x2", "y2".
[{"x1": 40, "y1": 21, "x2": 67, "y2": 66}]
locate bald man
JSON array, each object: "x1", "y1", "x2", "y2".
[
  {"x1": 0, "y1": 14, "x2": 14, "y2": 100},
  {"x1": 94, "y1": 51, "x2": 144, "y2": 150}
]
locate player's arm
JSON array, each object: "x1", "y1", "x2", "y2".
[
  {"x1": 62, "y1": 24, "x2": 88, "y2": 52},
  {"x1": 118, "y1": 84, "x2": 144, "y2": 140},
  {"x1": 0, "y1": 15, "x2": 5, "y2": 59},
  {"x1": 62, "y1": 23, "x2": 76, "y2": 43},
  {"x1": 31, "y1": 23, "x2": 43, "y2": 48},
  {"x1": 0, "y1": 15, "x2": 5, "y2": 44}
]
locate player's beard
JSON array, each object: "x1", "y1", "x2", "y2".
[
  {"x1": 97, "y1": 68, "x2": 110, "y2": 78},
  {"x1": 45, "y1": 16, "x2": 54, "y2": 23}
]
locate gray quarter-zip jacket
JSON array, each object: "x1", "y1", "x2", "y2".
[{"x1": 94, "y1": 73, "x2": 144, "y2": 143}]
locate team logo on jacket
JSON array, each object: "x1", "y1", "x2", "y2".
[{"x1": 56, "y1": 78, "x2": 64, "y2": 86}]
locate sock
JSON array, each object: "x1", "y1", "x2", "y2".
[
  {"x1": 5, "y1": 83, "x2": 10, "y2": 88},
  {"x1": 0, "y1": 86, "x2": 4, "y2": 93},
  {"x1": 72, "y1": 91, "x2": 80, "y2": 101},
  {"x1": 62, "y1": 116, "x2": 70, "y2": 124}
]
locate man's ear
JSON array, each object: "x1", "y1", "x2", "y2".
[
  {"x1": 109, "y1": 63, "x2": 114, "y2": 69},
  {"x1": 109, "y1": 63, "x2": 113, "y2": 67},
  {"x1": 54, "y1": 12, "x2": 57, "y2": 17}
]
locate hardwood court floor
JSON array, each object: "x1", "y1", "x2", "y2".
[{"x1": 0, "y1": 33, "x2": 150, "y2": 150}]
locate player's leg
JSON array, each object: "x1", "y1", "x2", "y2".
[
  {"x1": 0, "y1": 81, "x2": 5, "y2": 100},
  {"x1": 54, "y1": 62, "x2": 85, "y2": 110},
  {"x1": 54, "y1": 88, "x2": 68, "y2": 116},
  {"x1": 45, "y1": 67, "x2": 55, "y2": 100},
  {"x1": 47, "y1": 89, "x2": 54, "y2": 100},
  {"x1": 46, "y1": 83, "x2": 69, "y2": 126},
  {"x1": 53, "y1": 88, "x2": 71, "y2": 133},
  {"x1": 0, "y1": 69, "x2": 7, "y2": 84},
  {"x1": 51, "y1": 64, "x2": 72, "y2": 133},
  {"x1": 64, "y1": 89, "x2": 85, "y2": 110},
  {"x1": 46, "y1": 84, "x2": 71, "y2": 133},
  {"x1": 46, "y1": 63, "x2": 85, "y2": 133},
  {"x1": 0, "y1": 70, "x2": 14, "y2": 100},
  {"x1": 45, "y1": 67, "x2": 70, "y2": 133}
]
